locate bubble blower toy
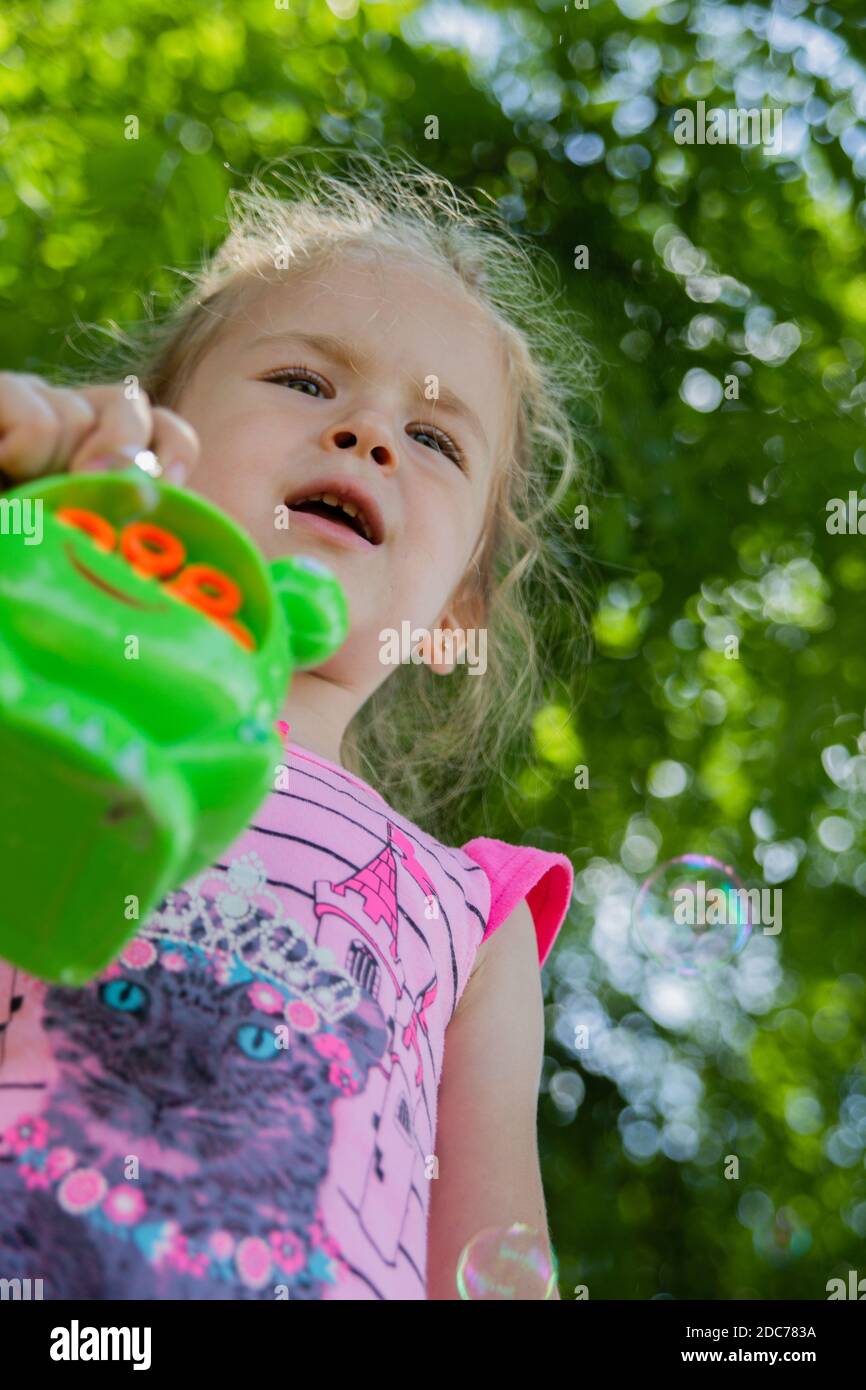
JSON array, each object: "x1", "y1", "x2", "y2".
[{"x1": 0, "y1": 465, "x2": 348, "y2": 985}]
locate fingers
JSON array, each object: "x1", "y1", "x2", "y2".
[
  {"x1": 0, "y1": 373, "x2": 201, "y2": 490},
  {"x1": 0, "y1": 373, "x2": 97, "y2": 480},
  {"x1": 148, "y1": 407, "x2": 201, "y2": 484},
  {"x1": 68, "y1": 386, "x2": 200, "y2": 485},
  {"x1": 66, "y1": 385, "x2": 153, "y2": 473}
]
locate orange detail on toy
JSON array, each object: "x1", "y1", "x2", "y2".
[
  {"x1": 56, "y1": 507, "x2": 116, "y2": 553},
  {"x1": 169, "y1": 563, "x2": 241, "y2": 618},
  {"x1": 121, "y1": 522, "x2": 186, "y2": 579},
  {"x1": 214, "y1": 614, "x2": 256, "y2": 650}
]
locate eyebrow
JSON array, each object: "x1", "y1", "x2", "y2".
[{"x1": 245, "y1": 330, "x2": 489, "y2": 450}]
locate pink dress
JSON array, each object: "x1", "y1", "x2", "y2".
[{"x1": 0, "y1": 733, "x2": 572, "y2": 1300}]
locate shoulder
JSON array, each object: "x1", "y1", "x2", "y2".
[
  {"x1": 471, "y1": 895, "x2": 534, "y2": 970},
  {"x1": 457, "y1": 896, "x2": 541, "y2": 1019}
]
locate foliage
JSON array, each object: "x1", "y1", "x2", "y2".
[{"x1": 2, "y1": 0, "x2": 866, "y2": 1298}]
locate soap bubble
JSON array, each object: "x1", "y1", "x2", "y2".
[
  {"x1": 633, "y1": 853, "x2": 752, "y2": 976},
  {"x1": 457, "y1": 1223, "x2": 557, "y2": 1300},
  {"x1": 753, "y1": 1207, "x2": 812, "y2": 1266}
]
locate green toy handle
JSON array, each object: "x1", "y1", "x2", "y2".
[{"x1": 0, "y1": 467, "x2": 350, "y2": 984}]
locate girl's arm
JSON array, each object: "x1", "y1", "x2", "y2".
[{"x1": 426, "y1": 897, "x2": 561, "y2": 1300}]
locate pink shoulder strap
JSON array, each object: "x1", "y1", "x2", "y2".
[{"x1": 461, "y1": 836, "x2": 574, "y2": 967}]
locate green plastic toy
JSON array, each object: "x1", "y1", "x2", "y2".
[{"x1": 0, "y1": 468, "x2": 348, "y2": 985}]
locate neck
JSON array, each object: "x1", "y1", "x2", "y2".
[{"x1": 280, "y1": 669, "x2": 362, "y2": 767}]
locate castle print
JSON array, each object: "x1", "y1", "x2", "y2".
[{"x1": 313, "y1": 823, "x2": 439, "y2": 1264}]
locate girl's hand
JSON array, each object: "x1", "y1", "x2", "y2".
[{"x1": 0, "y1": 373, "x2": 200, "y2": 486}]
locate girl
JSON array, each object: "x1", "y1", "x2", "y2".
[{"x1": 0, "y1": 153, "x2": 595, "y2": 1300}]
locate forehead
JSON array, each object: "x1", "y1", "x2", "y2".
[{"x1": 223, "y1": 251, "x2": 509, "y2": 448}]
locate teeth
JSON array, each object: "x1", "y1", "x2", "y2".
[{"x1": 294, "y1": 492, "x2": 374, "y2": 542}]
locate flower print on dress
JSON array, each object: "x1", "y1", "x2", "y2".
[{"x1": 143, "y1": 852, "x2": 362, "y2": 1024}]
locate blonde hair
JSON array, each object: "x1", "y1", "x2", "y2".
[{"x1": 67, "y1": 150, "x2": 599, "y2": 838}]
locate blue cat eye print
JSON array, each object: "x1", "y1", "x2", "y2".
[
  {"x1": 235, "y1": 1023, "x2": 282, "y2": 1061},
  {"x1": 99, "y1": 980, "x2": 148, "y2": 1014}
]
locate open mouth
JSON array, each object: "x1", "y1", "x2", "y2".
[{"x1": 286, "y1": 485, "x2": 383, "y2": 546}]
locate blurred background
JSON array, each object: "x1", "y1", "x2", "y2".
[{"x1": 2, "y1": 0, "x2": 866, "y2": 1298}]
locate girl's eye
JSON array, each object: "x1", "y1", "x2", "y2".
[
  {"x1": 408, "y1": 424, "x2": 464, "y2": 468},
  {"x1": 262, "y1": 367, "x2": 334, "y2": 399}
]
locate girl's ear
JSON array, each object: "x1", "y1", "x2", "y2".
[
  {"x1": 426, "y1": 583, "x2": 488, "y2": 676},
  {"x1": 418, "y1": 612, "x2": 465, "y2": 676}
]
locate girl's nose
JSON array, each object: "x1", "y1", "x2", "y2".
[{"x1": 321, "y1": 412, "x2": 397, "y2": 469}]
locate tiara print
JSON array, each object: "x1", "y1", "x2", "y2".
[{"x1": 143, "y1": 851, "x2": 362, "y2": 1024}]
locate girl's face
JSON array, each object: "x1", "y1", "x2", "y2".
[{"x1": 173, "y1": 252, "x2": 508, "y2": 700}]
